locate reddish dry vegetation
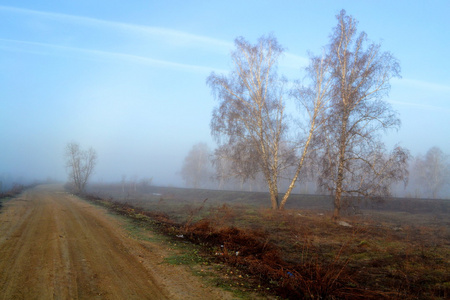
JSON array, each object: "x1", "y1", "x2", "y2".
[{"x1": 83, "y1": 187, "x2": 450, "y2": 299}]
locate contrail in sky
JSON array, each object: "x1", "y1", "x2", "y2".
[
  {"x1": 397, "y1": 78, "x2": 450, "y2": 93},
  {"x1": 389, "y1": 78, "x2": 450, "y2": 111},
  {"x1": 0, "y1": 5, "x2": 232, "y2": 49},
  {"x1": 0, "y1": 5, "x2": 307, "y2": 72},
  {"x1": 389, "y1": 100, "x2": 450, "y2": 112},
  {"x1": 0, "y1": 38, "x2": 224, "y2": 73},
  {"x1": 4, "y1": 4, "x2": 445, "y2": 101}
]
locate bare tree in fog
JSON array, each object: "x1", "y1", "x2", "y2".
[
  {"x1": 413, "y1": 147, "x2": 450, "y2": 198},
  {"x1": 208, "y1": 35, "x2": 330, "y2": 209},
  {"x1": 180, "y1": 143, "x2": 211, "y2": 188},
  {"x1": 212, "y1": 142, "x2": 260, "y2": 190},
  {"x1": 212, "y1": 152, "x2": 268, "y2": 191},
  {"x1": 211, "y1": 153, "x2": 232, "y2": 190},
  {"x1": 140, "y1": 177, "x2": 153, "y2": 190},
  {"x1": 121, "y1": 175, "x2": 127, "y2": 194},
  {"x1": 315, "y1": 10, "x2": 409, "y2": 220},
  {"x1": 65, "y1": 142, "x2": 97, "y2": 193}
]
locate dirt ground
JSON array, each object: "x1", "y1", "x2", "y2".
[{"x1": 0, "y1": 184, "x2": 234, "y2": 300}]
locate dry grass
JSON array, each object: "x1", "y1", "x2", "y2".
[{"x1": 84, "y1": 184, "x2": 450, "y2": 299}]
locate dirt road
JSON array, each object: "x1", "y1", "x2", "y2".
[{"x1": 0, "y1": 185, "x2": 233, "y2": 299}]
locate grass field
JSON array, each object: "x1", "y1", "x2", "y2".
[{"x1": 84, "y1": 184, "x2": 450, "y2": 299}]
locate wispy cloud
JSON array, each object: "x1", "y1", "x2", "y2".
[
  {"x1": 389, "y1": 100, "x2": 450, "y2": 112},
  {"x1": 390, "y1": 78, "x2": 450, "y2": 111},
  {"x1": 0, "y1": 38, "x2": 226, "y2": 73},
  {"x1": 393, "y1": 78, "x2": 450, "y2": 93},
  {"x1": 0, "y1": 5, "x2": 310, "y2": 75},
  {"x1": 0, "y1": 5, "x2": 233, "y2": 49}
]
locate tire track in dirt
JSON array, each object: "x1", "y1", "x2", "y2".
[{"x1": 0, "y1": 185, "x2": 233, "y2": 300}]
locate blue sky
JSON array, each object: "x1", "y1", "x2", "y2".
[{"x1": 1, "y1": 0, "x2": 449, "y2": 186}]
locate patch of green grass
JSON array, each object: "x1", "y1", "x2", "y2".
[
  {"x1": 119, "y1": 217, "x2": 172, "y2": 245},
  {"x1": 164, "y1": 249, "x2": 207, "y2": 266},
  {"x1": 208, "y1": 276, "x2": 257, "y2": 300}
]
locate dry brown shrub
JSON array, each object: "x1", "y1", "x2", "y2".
[{"x1": 209, "y1": 203, "x2": 237, "y2": 228}]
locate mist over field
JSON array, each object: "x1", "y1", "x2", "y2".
[
  {"x1": 1, "y1": 4, "x2": 450, "y2": 298},
  {"x1": 1, "y1": 1, "x2": 449, "y2": 199}
]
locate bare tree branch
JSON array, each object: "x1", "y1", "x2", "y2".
[{"x1": 65, "y1": 142, "x2": 97, "y2": 193}]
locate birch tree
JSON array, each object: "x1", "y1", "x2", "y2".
[
  {"x1": 180, "y1": 143, "x2": 211, "y2": 188},
  {"x1": 316, "y1": 10, "x2": 409, "y2": 219},
  {"x1": 413, "y1": 147, "x2": 450, "y2": 198},
  {"x1": 65, "y1": 142, "x2": 97, "y2": 193},
  {"x1": 208, "y1": 35, "x2": 330, "y2": 209}
]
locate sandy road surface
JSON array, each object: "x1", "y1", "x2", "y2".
[{"x1": 0, "y1": 185, "x2": 233, "y2": 299}]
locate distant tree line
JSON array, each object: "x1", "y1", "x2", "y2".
[
  {"x1": 181, "y1": 143, "x2": 449, "y2": 195},
  {"x1": 178, "y1": 10, "x2": 449, "y2": 219}
]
